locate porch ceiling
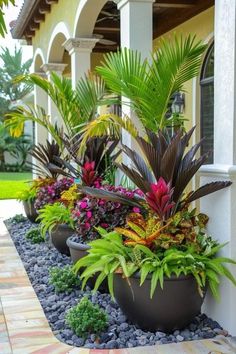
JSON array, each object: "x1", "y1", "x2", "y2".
[{"x1": 11, "y1": 0, "x2": 214, "y2": 51}]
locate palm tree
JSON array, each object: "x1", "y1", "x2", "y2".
[
  {"x1": 5, "y1": 72, "x2": 119, "y2": 144},
  {"x1": 76, "y1": 35, "x2": 207, "y2": 151},
  {"x1": 0, "y1": 0, "x2": 15, "y2": 37}
]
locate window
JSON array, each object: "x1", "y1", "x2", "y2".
[{"x1": 200, "y1": 43, "x2": 214, "y2": 164}]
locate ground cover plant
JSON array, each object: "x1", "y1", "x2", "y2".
[
  {"x1": 49, "y1": 265, "x2": 81, "y2": 293},
  {"x1": 25, "y1": 227, "x2": 44, "y2": 244}
]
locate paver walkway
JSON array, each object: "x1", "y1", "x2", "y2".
[{"x1": 0, "y1": 201, "x2": 236, "y2": 353}]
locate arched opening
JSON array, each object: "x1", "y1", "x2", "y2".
[
  {"x1": 200, "y1": 43, "x2": 214, "y2": 164},
  {"x1": 47, "y1": 23, "x2": 71, "y2": 76},
  {"x1": 33, "y1": 52, "x2": 44, "y2": 73}
]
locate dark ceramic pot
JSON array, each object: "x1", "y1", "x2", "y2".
[
  {"x1": 50, "y1": 224, "x2": 74, "y2": 255},
  {"x1": 113, "y1": 273, "x2": 205, "y2": 332},
  {"x1": 23, "y1": 200, "x2": 39, "y2": 223},
  {"x1": 67, "y1": 237, "x2": 108, "y2": 293},
  {"x1": 66, "y1": 237, "x2": 90, "y2": 264}
]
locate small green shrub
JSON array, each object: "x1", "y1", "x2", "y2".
[
  {"x1": 66, "y1": 297, "x2": 108, "y2": 338},
  {"x1": 49, "y1": 265, "x2": 81, "y2": 293},
  {"x1": 11, "y1": 214, "x2": 27, "y2": 223},
  {"x1": 25, "y1": 228, "x2": 44, "y2": 244}
]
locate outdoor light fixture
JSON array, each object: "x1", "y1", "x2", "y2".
[{"x1": 171, "y1": 92, "x2": 185, "y2": 114}]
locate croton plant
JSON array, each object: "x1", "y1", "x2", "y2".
[{"x1": 75, "y1": 128, "x2": 236, "y2": 299}]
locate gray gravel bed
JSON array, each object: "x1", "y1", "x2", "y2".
[{"x1": 5, "y1": 218, "x2": 229, "y2": 349}]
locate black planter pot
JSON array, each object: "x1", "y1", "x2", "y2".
[
  {"x1": 67, "y1": 237, "x2": 108, "y2": 293},
  {"x1": 50, "y1": 224, "x2": 74, "y2": 255},
  {"x1": 114, "y1": 273, "x2": 205, "y2": 332},
  {"x1": 23, "y1": 200, "x2": 39, "y2": 223}
]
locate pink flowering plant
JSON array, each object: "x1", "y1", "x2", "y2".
[
  {"x1": 34, "y1": 177, "x2": 74, "y2": 210},
  {"x1": 71, "y1": 185, "x2": 142, "y2": 242}
]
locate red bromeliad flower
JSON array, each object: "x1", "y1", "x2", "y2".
[
  {"x1": 146, "y1": 177, "x2": 175, "y2": 220},
  {"x1": 81, "y1": 161, "x2": 98, "y2": 187}
]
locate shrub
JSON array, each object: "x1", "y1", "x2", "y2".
[
  {"x1": 49, "y1": 265, "x2": 80, "y2": 293},
  {"x1": 11, "y1": 214, "x2": 27, "y2": 223},
  {"x1": 65, "y1": 297, "x2": 108, "y2": 338},
  {"x1": 25, "y1": 228, "x2": 44, "y2": 244}
]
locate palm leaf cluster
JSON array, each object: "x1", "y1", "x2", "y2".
[
  {"x1": 96, "y1": 35, "x2": 207, "y2": 132},
  {"x1": 5, "y1": 73, "x2": 118, "y2": 141}
]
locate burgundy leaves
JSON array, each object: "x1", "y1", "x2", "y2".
[
  {"x1": 115, "y1": 127, "x2": 232, "y2": 218},
  {"x1": 29, "y1": 140, "x2": 66, "y2": 179}
]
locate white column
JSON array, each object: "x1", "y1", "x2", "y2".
[
  {"x1": 34, "y1": 72, "x2": 48, "y2": 145},
  {"x1": 115, "y1": 0, "x2": 154, "y2": 60},
  {"x1": 200, "y1": 0, "x2": 236, "y2": 335},
  {"x1": 41, "y1": 63, "x2": 67, "y2": 141},
  {"x1": 114, "y1": 0, "x2": 154, "y2": 173},
  {"x1": 63, "y1": 38, "x2": 98, "y2": 89}
]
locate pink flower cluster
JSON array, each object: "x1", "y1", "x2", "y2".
[
  {"x1": 34, "y1": 178, "x2": 74, "y2": 210},
  {"x1": 71, "y1": 185, "x2": 141, "y2": 241}
]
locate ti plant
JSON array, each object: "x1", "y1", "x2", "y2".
[
  {"x1": 74, "y1": 229, "x2": 236, "y2": 300},
  {"x1": 29, "y1": 140, "x2": 68, "y2": 179},
  {"x1": 82, "y1": 127, "x2": 231, "y2": 219},
  {"x1": 56, "y1": 135, "x2": 120, "y2": 187}
]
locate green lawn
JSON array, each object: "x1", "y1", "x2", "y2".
[{"x1": 0, "y1": 172, "x2": 32, "y2": 200}]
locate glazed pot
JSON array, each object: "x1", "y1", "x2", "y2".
[
  {"x1": 113, "y1": 273, "x2": 205, "y2": 332},
  {"x1": 23, "y1": 200, "x2": 39, "y2": 223},
  {"x1": 50, "y1": 224, "x2": 74, "y2": 255},
  {"x1": 67, "y1": 237, "x2": 108, "y2": 293}
]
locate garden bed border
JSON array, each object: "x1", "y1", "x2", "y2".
[{"x1": 0, "y1": 220, "x2": 236, "y2": 354}]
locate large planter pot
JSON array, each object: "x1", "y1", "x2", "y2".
[
  {"x1": 114, "y1": 273, "x2": 205, "y2": 332},
  {"x1": 67, "y1": 237, "x2": 108, "y2": 293},
  {"x1": 23, "y1": 200, "x2": 39, "y2": 223},
  {"x1": 66, "y1": 237, "x2": 90, "y2": 264},
  {"x1": 50, "y1": 224, "x2": 74, "y2": 255}
]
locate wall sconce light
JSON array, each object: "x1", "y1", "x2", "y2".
[{"x1": 171, "y1": 92, "x2": 185, "y2": 114}]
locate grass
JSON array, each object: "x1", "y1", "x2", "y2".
[{"x1": 0, "y1": 172, "x2": 32, "y2": 200}]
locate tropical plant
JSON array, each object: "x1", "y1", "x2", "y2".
[
  {"x1": 72, "y1": 35, "x2": 207, "y2": 151},
  {"x1": 29, "y1": 140, "x2": 68, "y2": 179},
  {"x1": 25, "y1": 227, "x2": 44, "y2": 244},
  {"x1": 115, "y1": 208, "x2": 209, "y2": 248},
  {"x1": 49, "y1": 265, "x2": 81, "y2": 293},
  {"x1": 34, "y1": 177, "x2": 74, "y2": 210},
  {"x1": 0, "y1": 122, "x2": 32, "y2": 170},
  {"x1": 5, "y1": 73, "x2": 118, "y2": 140},
  {"x1": 0, "y1": 46, "x2": 33, "y2": 106},
  {"x1": 37, "y1": 202, "x2": 75, "y2": 237},
  {"x1": 74, "y1": 229, "x2": 236, "y2": 300},
  {"x1": 17, "y1": 187, "x2": 37, "y2": 202},
  {"x1": 71, "y1": 185, "x2": 141, "y2": 242},
  {"x1": 66, "y1": 297, "x2": 108, "y2": 338},
  {"x1": 82, "y1": 127, "x2": 231, "y2": 218},
  {"x1": 0, "y1": 0, "x2": 15, "y2": 37},
  {"x1": 56, "y1": 135, "x2": 120, "y2": 186}
]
